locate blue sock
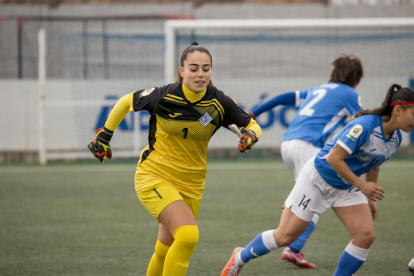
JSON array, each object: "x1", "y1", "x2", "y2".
[
  {"x1": 289, "y1": 220, "x2": 315, "y2": 253},
  {"x1": 240, "y1": 230, "x2": 277, "y2": 264},
  {"x1": 333, "y1": 251, "x2": 365, "y2": 276}
]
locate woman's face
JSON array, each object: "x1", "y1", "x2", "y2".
[
  {"x1": 395, "y1": 106, "x2": 414, "y2": 132},
  {"x1": 179, "y1": 51, "x2": 212, "y2": 93}
]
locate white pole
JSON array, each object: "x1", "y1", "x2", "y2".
[
  {"x1": 38, "y1": 28, "x2": 47, "y2": 165},
  {"x1": 164, "y1": 21, "x2": 176, "y2": 84}
]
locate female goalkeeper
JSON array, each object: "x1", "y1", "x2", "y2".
[
  {"x1": 88, "y1": 42, "x2": 261, "y2": 276},
  {"x1": 221, "y1": 83, "x2": 414, "y2": 276}
]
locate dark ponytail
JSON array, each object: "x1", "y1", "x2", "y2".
[
  {"x1": 329, "y1": 54, "x2": 363, "y2": 88},
  {"x1": 355, "y1": 84, "x2": 414, "y2": 121},
  {"x1": 176, "y1": 42, "x2": 213, "y2": 86}
]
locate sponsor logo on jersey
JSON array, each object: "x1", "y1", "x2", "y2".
[
  {"x1": 199, "y1": 112, "x2": 213, "y2": 127},
  {"x1": 168, "y1": 113, "x2": 182, "y2": 118},
  {"x1": 358, "y1": 156, "x2": 370, "y2": 162},
  {"x1": 140, "y1": 88, "x2": 155, "y2": 98}
]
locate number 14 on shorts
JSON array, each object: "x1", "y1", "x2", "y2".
[{"x1": 299, "y1": 195, "x2": 311, "y2": 210}]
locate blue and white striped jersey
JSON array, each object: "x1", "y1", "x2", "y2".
[
  {"x1": 282, "y1": 83, "x2": 362, "y2": 148},
  {"x1": 315, "y1": 115, "x2": 402, "y2": 190}
]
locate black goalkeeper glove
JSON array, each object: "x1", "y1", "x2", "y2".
[
  {"x1": 228, "y1": 124, "x2": 259, "y2": 153},
  {"x1": 87, "y1": 126, "x2": 113, "y2": 163}
]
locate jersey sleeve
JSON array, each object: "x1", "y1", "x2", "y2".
[
  {"x1": 220, "y1": 95, "x2": 252, "y2": 128},
  {"x1": 132, "y1": 87, "x2": 163, "y2": 112},
  {"x1": 336, "y1": 119, "x2": 371, "y2": 154},
  {"x1": 295, "y1": 90, "x2": 308, "y2": 108},
  {"x1": 345, "y1": 92, "x2": 363, "y2": 118},
  {"x1": 104, "y1": 93, "x2": 134, "y2": 131},
  {"x1": 251, "y1": 91, "x2": 299, "y2": 116}
]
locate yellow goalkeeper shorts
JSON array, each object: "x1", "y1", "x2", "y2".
[{"x1": 136, "y1": 174, "x2": 202, "y2": 222}]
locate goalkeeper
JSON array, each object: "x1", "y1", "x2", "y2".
[{"x1": 88, "y1": 42, "x2": 261, "y2": 276}]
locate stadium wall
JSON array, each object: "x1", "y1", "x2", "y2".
[{"x1": 1, "y1": 77, "x2": 413, "y2": 162}]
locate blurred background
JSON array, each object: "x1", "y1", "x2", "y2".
[
  {"x1": 1, "y1": 2, "x2": 414, "y2": 276},
  {"x1": 1, "y1": 0, "x2": 414, "y2": 163}
]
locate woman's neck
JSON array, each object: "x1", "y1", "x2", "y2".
[
  {"x1": 182, "y1": 84, "x2": 206, "y2": 103},
  {"x1": 382, "y1": 117, "x2": 397, "y2": 139}
]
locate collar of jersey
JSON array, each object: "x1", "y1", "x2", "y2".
[{"x1": 182, "y1": 84, "x2": 207, "y2": 104}]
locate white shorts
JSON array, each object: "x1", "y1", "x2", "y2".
[
  {"x1": 281, "y1": 139, "x2": 322, "y2": 181},
  {"x1": 285, "y1": 157, "x2": 368, "y2": 222}
]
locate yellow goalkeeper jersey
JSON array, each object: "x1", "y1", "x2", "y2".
[{"x1": 109, "y1": 82, "x2": 260, "y2": 199}]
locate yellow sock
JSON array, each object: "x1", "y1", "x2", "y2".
[
  {"x1": 163, "y1": 225, "x2": 199, "y2": 276},
  {"x1": 147, "y1": 239, "x2": 170, "y2": 276}
]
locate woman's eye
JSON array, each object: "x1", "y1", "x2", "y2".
[{"x1": 190, "y1": 69, "x2": 197, "y2": 72}]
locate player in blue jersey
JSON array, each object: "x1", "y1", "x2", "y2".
[
  {"x1": 248, "y1": 54, "x2": 364, "y2": 268},
  {"x1": 221, "y1": 83, "x2": 414, "y2": 276}
]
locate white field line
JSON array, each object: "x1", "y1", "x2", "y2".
[{"x1": 0, "y1": 162, "x2": 412, "y2": 174}]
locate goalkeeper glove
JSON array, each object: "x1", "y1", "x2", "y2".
[
  {"x1": 87, "y1": 126, "x2": 113, "y2": 163},
  {"x1": 228, "y1": 124, "x2": 259, "y2": 153}
]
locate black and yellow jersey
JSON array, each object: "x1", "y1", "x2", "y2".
[{"x1": 107, "y1": 82, "x2": 260, "y2": 199}]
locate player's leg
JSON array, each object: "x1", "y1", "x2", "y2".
[
  {"x1": 147, "y1": 224, "x2": 173, "y2": 276},
  {"x1": 221, "y1": 159, "x2": 323, "y2": 276},
  {"x1": 137, "y1": 179, "x2": 199, "y2": 276},
  {"x1": 282, "y1": 213, "x2": 318, "y2": 268},
  {"x1": 221, "y1": 207, "x2": 310, "y2": 276},
  {"x1": 332, "y1": 194, "x2": 373, "y2": 276},
  {"x1": 158, "y1": 200, "x2": 198, "y2": 276},
  {"x1": 282, "y1": 141, "x2": 321, "y2": 268}
]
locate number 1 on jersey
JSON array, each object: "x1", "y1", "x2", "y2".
[
  {"x1": 182, "y1": 128, "x2": 188, "y2": 139},
  {"x1": 299, "y1": 88, "x2": 327, "y2": 117}
]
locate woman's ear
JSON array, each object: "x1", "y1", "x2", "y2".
[
  {"x1": 179, "y1": 67, "x2": 184, "y2": 78},
  {"x1": 394, "y1": 105, "x2": 403, "y2": 116}
]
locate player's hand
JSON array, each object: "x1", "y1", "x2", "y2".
[
  {"x1": 87, "y1": 127, "x2": 113, "y2": 163},
  {"x1": 359, "y1": 181, "x2": 384, "y2": 202},
  {"x1": 248, "y1": 112, "x2": 256, "y2": 119},
  {"x1": 368, "y1": 199, "x2": 378, "y2": 220},
  {"x1": 228, "y1": 124, "x2": 259, "y2": 153}
]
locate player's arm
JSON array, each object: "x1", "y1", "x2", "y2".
[
  {"x1": 87, "y1": 93, "x2": 134, "y2": 162},
  {"x1": 221, "y1": 94, "x2": 262, "y2": 153},
  {"x1": 249, "y1": 91, "x2": 306, "y2": 119},
  {"x1": 326, "y1": 145, "x2": 384, "y2": 202},
  {"x1": 365, "y1": 167, "x2": 380, "y2": 220}
]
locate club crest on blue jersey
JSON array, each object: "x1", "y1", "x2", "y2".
[{"x1": 199, "y1": 112, "x2": 213, "y2": 127}]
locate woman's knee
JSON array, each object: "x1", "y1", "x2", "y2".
[
  {"x1": 274, "y1": 230, "x2": 299, "y2": 247},
  {"x1": 173, "y1": 225, "x2": 199, "y2": 247},
  {"x1": 355, "y1": 229, "x2": 376, "y2": 246}
]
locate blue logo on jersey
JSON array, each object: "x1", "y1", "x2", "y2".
[{"x1": 199, "y1": 112, "x2": 213, "y2": 127}]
